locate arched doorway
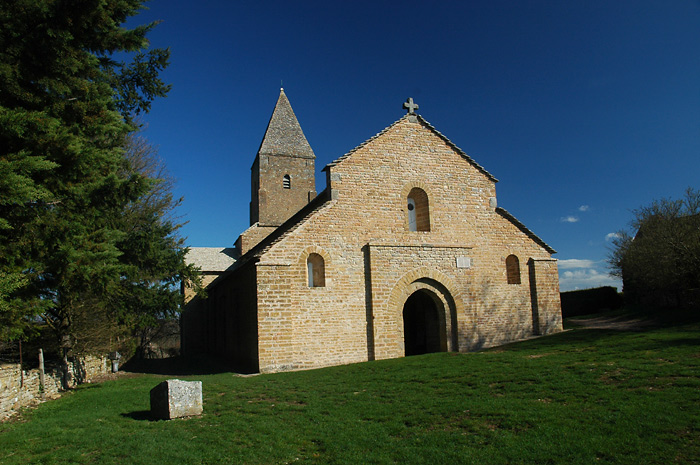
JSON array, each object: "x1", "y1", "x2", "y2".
[{"x1": 403, "y1": 290, "x2": 444, "y2": 356}]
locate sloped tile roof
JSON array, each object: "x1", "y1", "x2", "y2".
[
  {"x1": 185, "y1": 247, "x2": 237, "y2": 272},
  {"x1": 256, "y1": 88, "x2": 315, "y2": 159}
]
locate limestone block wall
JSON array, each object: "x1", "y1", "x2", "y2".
[
  {"x1": 528, "y1": 258, "x2": 564, "y2": 334},
  {"x1": 367, "y1": 245, "x2": 470, "y2": 359},
  {"x1": 0, "y1": 355, "x2": 108, "y2": 421},
  {"x1": 191, "y1": 116, "x2": 563, "y2": 374},
  {"x1": 252, "y1": 154, "x2": 316, "y2": 226},
  {"x1": 183, "y1": 261, "x2": 260, "y2": 372},
  {"x1": 248, "y1": 117, "x2": 562, "y2": 372},
  {"x1": 324, "y1": 117, "x2": 559, "y2": 352},
  {"x1": 236, "y1": 224, "x2": 278, "y2": 255},
  {"x1": 256, "y1": 235, "x2": 370, "y2": 373},
  {"x1": 460, "y1": 211, "x2": 562, "y2": 349}
]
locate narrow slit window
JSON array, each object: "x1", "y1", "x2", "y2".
[
  {"x1": 307, "y1": 253, "x2": 325, "y2": 287},
  {"x1": 407, "y1": 187, "x2": 430, "y2": 231},
  {"x1": 506, "y1": 255, "x2": 521, "y2": 284},
  {"x1": 283, "y1": 174, "x2": 291, "y2": 189},
  {"x1": 407, "y1": 198, "x2": 417, "y2": 231}
]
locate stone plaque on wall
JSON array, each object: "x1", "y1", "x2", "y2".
[{"x1": 456, "y1": 257, "x2": 471, "y2": 269}]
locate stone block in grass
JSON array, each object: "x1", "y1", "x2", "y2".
[{"x1": 150, "y1": 379, "x2": 203, "y2": 420}]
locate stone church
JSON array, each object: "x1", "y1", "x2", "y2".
[{"x1": 181, "y1": 89, "x2": 562, "y2": 373}]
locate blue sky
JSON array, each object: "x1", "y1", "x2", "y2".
[{"x1": 131, "y1": 1, "x2": 700, "y2": 292}]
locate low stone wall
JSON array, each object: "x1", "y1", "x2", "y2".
[{"x1": 0, "y1": 355, "x2": 108, "y2": 421}]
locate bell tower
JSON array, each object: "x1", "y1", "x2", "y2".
[{"x1": 250, "y1": 88, "x2": 316, "y2": 226}]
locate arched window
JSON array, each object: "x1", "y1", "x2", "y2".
[
  {"x1": 506, "y1": 255, "x2": 521, "y2": 284},
  {"x1": 283, "y1": 174, "x2": 291, "y2": 189},
  {"x1": 407, "y1": 187, "x2": 430, "y2": 231},
  {"x1": 307, "y1": 253, "x2": 325, "y2": 287}
]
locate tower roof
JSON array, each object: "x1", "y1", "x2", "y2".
[{"x1": 257, "y1": 88, "x2": 315, "y2": 159}]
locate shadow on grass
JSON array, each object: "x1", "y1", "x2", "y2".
[
  {"x1": 121, "y1": 355, "x2": 234, "y2": 376},
  {"x1": 121, "y1": 410, "x2": 157, "y2": 422},
  {"x1": 501, "y1": 324, "x2": 700, "y2": 355}
]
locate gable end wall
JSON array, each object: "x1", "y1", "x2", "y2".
[{"x1": 251, "y1": 118, "x2": 561, "y2": 372}]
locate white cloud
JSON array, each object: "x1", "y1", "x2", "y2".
[
  {"x1": 578, "y1": 205, "x2": 590, "y2": 212},
  {"x1": 560, "y1": 216, "x2": 579, "y2": 223},
  {"x1": 559, "y1": 268, "x2": 621, "y2": 292},
  {"x1": 605, "y1": 232, "x2": 621, "y2": 241},
  {"x1": 557, "y1": 258, "x2": 621, "y2": 291},
  {"x1": 558, "y1": 259, "x2": 596, "y2": 269}
]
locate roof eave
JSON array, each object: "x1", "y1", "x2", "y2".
[{"x1": 496, "y1": 207, "x2": 557, "y2": 254}]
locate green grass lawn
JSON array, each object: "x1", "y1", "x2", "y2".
[{"x1": 1, "y1": 318, "x2": 699, "y2": 465}]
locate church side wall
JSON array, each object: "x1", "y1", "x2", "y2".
[
  {"x1": 182, "y1": 264, "x2": 259, "y2": 372},
  {"x1": 528, "y1": 258, "x2": 563, "y2": 335},
  {"x1": 180, "y1": 298, "x2": 205, "y2": 356},
  {"x1": 256, "y1": 237, "x2": 369, "y2": 373},
  {"x1": 181, "y1": 273, "x2": 221, "y2": 356},
  {"x1": 227, "y1": 262, "x2": 260, "y2": 373}
]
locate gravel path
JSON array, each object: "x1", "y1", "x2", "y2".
[{"x1": 567, "y1": 314, "x2": 656, "y2": 331}]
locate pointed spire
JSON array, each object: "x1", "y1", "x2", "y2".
[{"x1": 257, "y1": 88, "x2": 315, "y2": 159}]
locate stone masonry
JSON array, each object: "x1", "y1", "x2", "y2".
[
  {"x1": 182, "y1": 91, "x2": 563, "y2": 374},
  {"x1": 250, "y1": 88, "x2": 316, "y2": 227},
  {"x1": 1, "y1": 355, "x2": 108, "y2": 421}
]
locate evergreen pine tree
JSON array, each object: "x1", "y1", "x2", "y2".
[{"x1": 0, "y1": 1, "x2": 186, "y2": 375}]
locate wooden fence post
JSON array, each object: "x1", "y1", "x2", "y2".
[
  {"x1": 38, "y1": 349, "x2": 46, "y2": 400},
  {"x1": 19, "y1": 340, "x2": 23, "y2": 388}
]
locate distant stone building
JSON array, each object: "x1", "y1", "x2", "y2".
[{"x1": 182, "y1": 89, "x2": 562, "y2": 373}]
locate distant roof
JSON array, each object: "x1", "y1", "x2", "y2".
[
  {"x1": 324, "y1": 114, "x2": 498, "y2": 183},
  {"x1": 185, "y1": 247, "x2": 237, "y2": 272},
  {"x1": 256, "y1": 88, "x2": 315, "y2": 159}
]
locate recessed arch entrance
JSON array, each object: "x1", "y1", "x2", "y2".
[
  {"x1": 402, "y1": 288, "x2": 446, "y2": 356},
  {"x1": 380, "y1": 268, "x2": 464, "y2": 360}
]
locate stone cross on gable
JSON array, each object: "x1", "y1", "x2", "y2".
[{"x1": 403, "y1": 97, "x2": 419, "y2": 115}]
